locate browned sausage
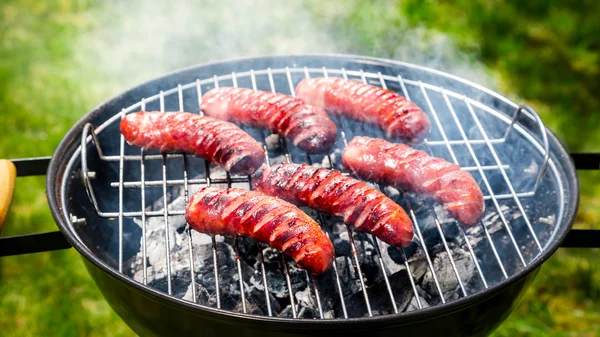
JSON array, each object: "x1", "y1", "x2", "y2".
[
  {"x1": 252, "y1": 163, "x2": 414, "y2": 247},
  {"x1": 342, "y1": 136, "x2": 485, "y2": 226},
  {"x1": 202, "y1": 87, "x2": 337, "y2": 153},
  {"x1": 295, "y1": 77, "x2": 431, "y2": 142},
  {"x1": 186, "y1": 186, "x2": 334, "y2": 275},
  {"x1": 120, "y1": 111, "x2": 265, "y2": 175}
]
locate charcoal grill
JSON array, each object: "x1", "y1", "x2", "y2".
[{"x1": 1, "y1": 54, "x2": 599, "y2": 337}]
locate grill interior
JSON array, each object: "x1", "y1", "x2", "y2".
[{"x1": 66, "y1": 62, "x2": 565, "y2": 319}]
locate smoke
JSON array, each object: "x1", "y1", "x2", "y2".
[
  {"x1": 72, "y1": 0, "x2": 498, "y2": 96},
  {"x1": 73, "y1": 0, "x2": 339, "y2": 93}
]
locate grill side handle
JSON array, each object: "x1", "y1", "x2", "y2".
[
  {"x1": 560, "y1": 152, "x2": 600, "y2": 248},
  {"x1": 0, "y1": 153, "x2": 598, "y2": 255},
  {"x1": 0, "y1": 156, "x2": 72, "y2": 257}
]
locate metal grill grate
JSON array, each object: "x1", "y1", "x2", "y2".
[{"x1": 77, "y1": 65, "x2": 555, "y2": 318}]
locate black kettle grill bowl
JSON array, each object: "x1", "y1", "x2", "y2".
[{"x1": 46, "y1": 55, "x2": 578, "y2": 337}]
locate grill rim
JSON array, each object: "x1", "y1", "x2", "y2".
[{"x1": 46, "y1": 54, "x2": 580, "y2": 327}]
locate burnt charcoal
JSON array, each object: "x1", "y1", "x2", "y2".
[
  {"x1": 405, "y1": 294, "x2": 430, "y2": 312},
  {"x1": 337, "y1": 269, "x2": 413, "y2": 317},
  {"x1": 334, "y1": 240, "x2": 352, "y2": 257},
  {"x1": 247, "y1": 272, "x2": 282, "y2": 314},
  {"x1": 279, "y1": 305, "x2": 295, "y2": 318},
  {"x1": 236, "y1": 236, "x2": 260, "y2": 268},
  {"x1": 421, "y1": 248, "x2": 475, "y2": 304},
  {"x1": 182, "y1": 281, "x2": 211, "y2": 304},
  {"x1": 231, "y1": 296, "x2": 264, "y2": 316},
  {"x1": 387, "y1": 242, "x2": 419, "y2": 264}
]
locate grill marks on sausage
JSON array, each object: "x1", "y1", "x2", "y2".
[
  {"x1": 252, "y1": 163, "x2": 414, "y2": 248},
  {"x1": 186, "y1": 187, "x2": 334, "y2": 275},
  {"x1": 120, "y1": 111, "x2": 265, "y2": 175},
  {"x1": 295, "y1": 77, "x2": 431, "y2": 142},
  {"x1": 342, "y1": 136, "x2": 485, "y2": 226},
  {"x1": 202, "y1": 87, "x2": 337, "y2": 153}
]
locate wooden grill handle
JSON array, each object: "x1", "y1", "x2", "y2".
[{"x1": 0, "y1": 160, "x2": 17, "y2": 234}]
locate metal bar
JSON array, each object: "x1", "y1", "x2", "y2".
[
  {"x1": 353, "y1": 71, "x2": 399, "y2": 312},
  {"x1": 437, "y1": 89, "x2": 514, "y2": 279},
  {"x1": 379, "y1": 74, "x2": 462, "y2": 300},
  {"x1": 0, "y1": 231, "x2": 71, "y2": 257},
  {"x1": 282, "y1": 254, "x2": 297, "y2": 318},
  {"x1": 265, "y1": 69, "x2": 299, "y2": 318},
  {"x1": 249, "y1": 69, "x2": 274, "y2": 317},
  {"x1": 389, "y1": 74, "x2": 484, "y2": 291},
  {"x1": 419, "y1": 82, "x2": 527, "y2": 268},
  {"x1": 109, "y1": 163, "x2": 512, "y2": 187},
  {"x1": 234, "y1": 235, "x2": 248, "y2": 314},
  {"x1": 230, "y1": 71, "x2": 249, "y2": 314},
  {"x1": 334, "y1": 116, "x2": 373, "y2": 316},
  {"x1": 397, "y1": 74, "x2": 504, "y2": 280},
  {"x1": 309, "y1": 272, "x2": 324, "y2": 319},
  {"x1": 159, "y1": 92, "x2": 173, "y2": 295},
  {"x1": 118, "y1": 110, "x2": 125, "y2": 274},
  {"x1": 204, "y1": 78, "x2": 221, "y2": 309},
  {"x1": 306, "y1": 153, "x2": 346, "y2": 318},
  {"x1": 205, "y1": 160, "x2": 221, "y2": 309},
  {"x1": 10, "y1": 157, "x2": 52, "y2": 177},
  {"x1": 140, "y1": 149, "x2": 148, "y2": 285},
  {"x1": 257, "y1": 242, "x2": 273, "y2": 316},
  {"x1": 178, "y1": 84, "x2": 198, "y2": 303},
  {"x1": 400, "y1": 248, "x2": 422, "y2": 310},
  {"x1": 571, "y1": 153, "x2": 600, "y2": 170},
  {"x1": 464, "y1": 99, "x2": 543, "y2": 252},
  {"x1": 561, "y1": 229, "x2": 600, "y2": 248},
  {"x1": 403, "y1": 195, "x2": 446, "y2": 303}
]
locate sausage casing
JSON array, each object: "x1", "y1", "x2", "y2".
[
  {"x1": 120, "y1": 111, "x2": 265, "y2": 175},
  {"x1": 252, "y1": 163, "x2": 414, "y2": 247},
  {"x1": 186, "y1": 186, "x2": 334, "y2": 275},
  {"x1": 295, "y1": 77, "x2": 431, "y2": 142},
  {"x1": 342, "y1": 136, "x2": 485, "y2": 226},
  {"x1": 202, "y1": 87, "x2": 337, "y2": 153}
]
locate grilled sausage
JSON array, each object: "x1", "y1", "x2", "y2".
[
  {"x1": 186, "y1": 186, "x2": 334, "y2": 275},
  {"x1": 120, "y1": 111, "x2": 265, "y2": 175},
  {"x1": 202, "y1": 87, "x2": 337, "y2": 153},
  {"x1": 252, "y1": 163, "x2": 414, "y2": 247},
  {"x1": 342, "y1": 136, "x2": 485, "y2": 226},
  {"x1": 295, "y1": 77, "x2": 431, "y2": 142}
]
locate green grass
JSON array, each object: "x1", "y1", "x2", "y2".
[{"x1": 1, "y1": 1, "x2": 598, "y2": 336}]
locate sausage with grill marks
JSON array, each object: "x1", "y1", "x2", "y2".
[
  {"x1": 120, "y1": 111, "x2": 265, "y2": 175},
  {"x1": 186, "y1": 187, "x2": 334, "y2": 275},
  {"x1": 252, "y1": 163, "x2": 414, "y2": 247},
  {"x1": 295, "y1": 77, "x2": 431, "y2": 142},
  {"x1": 202, "y1": 87, "x2": 337, "y2": 153},
  {"x1": 342, "y1": 136, "x2": 485, "y2": 226}
]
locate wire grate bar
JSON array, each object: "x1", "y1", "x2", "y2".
[
  {"x1": 177, "y1": 83, "x2": 198, "y2": 303},
  {"x1": 118, "y1": 110, "x2": 125, "y2": 274},
  {"x1": 380, "y1": 73, "x2": 480, "y2": 294},
  {"x1": 248, "y1": 69, "x2": 275, "y2": 317},
  {"x1": 464, "y1": 100, "x2": 543, "y2": 252},
  {"x1": 158, "y1": 92, "x2": 174, "y2": 295},
  {"x1": 305, "y1": 152, "x2": 348, "y2": 319},
  {"x1": 399, "y1": 73, "x2": 510, "y2": 280},
  {"x1": 196, "y1": 84, "x2": 221, "y2": 309},
  {"x1": 404, "y1": 195, "x2": 446, "y2": 303},
  {"x1": 417, "y1": 82, "x2": 526, "y2": 267},
  {"x1": 356, "y1": 70, "x2": 448, "y2": 304},
  {"x1": 228, "y1": 73, "x2": 250, "y2": 314},
  {"x1": 140, "y1": 99, "x2": 148, "y2": 285},
  {"x1": 401, "y1": 247, "x2": 422, "y2": 310}
]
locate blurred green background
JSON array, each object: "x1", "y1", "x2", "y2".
[{"x1": 0, "y1": 0, "x2": 598, "y2": 336}]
